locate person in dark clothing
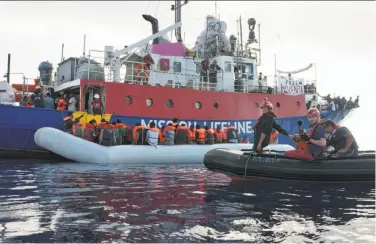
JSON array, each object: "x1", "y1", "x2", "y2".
[
  {"x1": 63, "y1": 112, "x2": 83, "y2": 134},
  {"x1": 252, "y1": 100, "x2": 289, "y2": 152},
  {"x1": 31, "y1": 87, "x2": 45, "y2": 108},
  {"x1": 209, "y1": 60, "x2": 221, "y2": 90},
  {"x1": 323, "y1": 120, "x2": 359, "y2": 158}
]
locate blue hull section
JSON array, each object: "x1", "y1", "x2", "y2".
[{"x1": 0, "y1": 104, "x2": 353, "y2": 151}]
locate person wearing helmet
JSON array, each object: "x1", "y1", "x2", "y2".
[
  {"x1": 322, "y1": 120, "x2": 358, "y2": 158},
  {"x1": 252, "y1": 99, "x2": 289, "y2": 153},
  {"x1": 285, "y1": 107, "x2": 327, "y2": 160},
  {"x1": 91, "y1": 94, "x2": 103, "y2": 115}
]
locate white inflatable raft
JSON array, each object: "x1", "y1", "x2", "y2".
[{"x1": 34, "y1": 127, "x2": 295, "y2": 164}]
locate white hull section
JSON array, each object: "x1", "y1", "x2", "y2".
[{"x1": 34, "y1": 127, "x2": 295, "y2": 164}]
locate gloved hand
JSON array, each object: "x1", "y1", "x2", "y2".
[{"x1": 300, "y1": 134, "x2": 310, "y2": 141}]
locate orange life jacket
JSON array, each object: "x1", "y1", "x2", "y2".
[
  {"x1": 159, "y1": 130, "x2": 165, "y2": 143},
  {"x1": 133, "y1": 125, "x2": 144, "y2": 141},
  {"x1": 188, "y1": 129, "x2": 195, "y2": 141},
  {"x1": 25, "y1": 103, "x2": 32, "y2": 108},
  {"x1": 214, "y1": 129, "x2": 224, "y2": 142},
  {"x1": 163, "y1": 125, "x2": 176, "y2": 133},
  {"x1": 195, "y1": 129, "x2": 206, "y2": 142},
  {"x1": 57, "y1": 98, "x2": 66, "y2": 110},
  {"x1": 297, "y1": 121, "x2": 325, "y2": 151},
  {"x1": 270, "y1": 130, "x2": 279, "y2": 144}
]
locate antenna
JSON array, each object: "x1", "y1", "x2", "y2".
[
  {"x1": 239, "y1": 16, "x2": 243, "y2": 57},
  {"x1": 215, "y1": 1, "x2": 217, "y2": 18},
  {"x1": 61, "y1": 44, "x2": 64, "y2": 62},
  {"x1": 83, "y1": 34, "x2": 86, "y2": 56}
]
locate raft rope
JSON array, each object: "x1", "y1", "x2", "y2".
[{"x1": 244, "y1": 153, "x2": 254, "y2": 178}]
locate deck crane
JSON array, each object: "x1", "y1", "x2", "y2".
[{"x1": 103, "y1": 21, "x2": 183, "y2": 82}]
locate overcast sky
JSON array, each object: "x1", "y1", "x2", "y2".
[{"x1": 0, "y1": 1, "x2": 374, "y2": 105}]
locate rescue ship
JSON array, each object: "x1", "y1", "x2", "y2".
[{"x1": 0, "y1": 1, "x2": 352, "y2": 158}]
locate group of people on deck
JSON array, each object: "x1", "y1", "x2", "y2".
[
  {"x1": 63, "y1": 115, "x2": 246, "y2": 147},
  {"x1": 63, "y1": 98, "x2": 358, "y2": 160},
  {"x1": 254, "y1": 99, "x2": 359, "y2": 160}
]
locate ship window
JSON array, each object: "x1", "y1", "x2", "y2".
[
  {"x1": 276, "y1": 102, "x2": 281, "y2": 108},
  {"x1": 146, "y1": 98, "x2": 153, "y2": 107},
  {"x1": 254, "y1": 103, "x2": 259, "y2": 108},
  {"x1": 166, "y1": 99, "x2": 174, "y2": 108},
  {"x1": 296, "y1": 101, "x2": 301, "y2": 107},
  {"x1": 173, "y1": 62, "x2": 182, "y2": 73},
  {"x1": 160, "y1": 58, "x2": 170, "y2": 71},
  {"x1": 224, "y1": 62, "x2": 232, "y2": 72},
  {"x1": 125, "y1": 96, "x2": 133, "y2": 104},
  {"x1": 195, "y1": 101, "x2": 202, "y2": 109},
  {"x1": 249, "y1": 63, "x2": 254, "y2": 75},
  {"x1": 214, "y1": 102, "x2": 219, "y2": 109}
]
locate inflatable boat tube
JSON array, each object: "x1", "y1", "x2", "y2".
[
  {"x1": 34, "y1": 127, "x2": 295, "y2": 164},
  {"x1": 204, "y1": 149, "x2": 375, "y2": 181}
]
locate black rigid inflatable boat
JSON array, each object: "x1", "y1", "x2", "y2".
[{"x1": 203, "y1": 149, "x2": 375, "y2": 181}]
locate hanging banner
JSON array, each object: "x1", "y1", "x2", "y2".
[{"x1": 278, "y1": 83, "x2": 305, "y2": 96}]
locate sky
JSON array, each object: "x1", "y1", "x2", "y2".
[{"x1": 0, "y1": 1, "x2": 375, "y2": 106}]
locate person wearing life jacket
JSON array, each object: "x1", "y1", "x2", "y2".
[
  {"x1": 224, "y1": 126, "x2": 240, "y2": 143},
  {"x1": 94, "y1": 119, "x2": 107, "y2": 143},
  {"x1": 214, "y1": 125, "x2": 225, "y2": 143},
  {"x1": 56, "y1": 94, "x2": 67, "y2": 111},
  {"x1": 204, "y1": 126, "x2": 215, "y2": 145},
  {"x1": 323, "y1": 120, "x2": 359, "y2": 158},
  {"x1": 99, "y1": 122, "x2": 116, "y2": 146},
  {"x1": 175, "y1": 123, "x2": 190, "y2": 144},
  {"x1": 195, "y1": 124, "x2": 206, "y2": 145},
  {"x1": 74, "y1": 120, "x2": 84, "y2": 138},
  {"x1": 159, "y1": 125, "x2": 166, "y2": 144},
  {"x1": 114, "y1": 119, "x2": 127, "y2": 145},
  {"x1": 188, "y1": 124, "x2": 196, "y2": 144},
  {"x1": 91, "y1": 94, "x2": 103, "y2": 115},
  {"x1": 133, "y1": 123, "x2": 145, "y2": 145},
  {"x1": 270, "y1": 129, "x2": 279, "y2": 144},
  {"x1": 163, "y1": 123, "x2": 176, "y2": 145},
  {"x1": 253, "y1": 99, "x2": 289, "y2": 153},
  {"x1": 293, "y1": 120, "x2": 308, "y2": 151},
  {"x1": 31, "y1": 87, "x2": 45, "y2": 108},
  {"x1": 172, "y1": 118, "x2": 179, "y2": 129},
  {"x1": 123, "y1": 124, "x2": 133, "y2": 145},
  {"x1": 145, "y1": 122, "x2": 160, "y2": 147},
  {"x1": 63, "y1": 112, "x2": 82, "y2": 134},
  {"x1": 25, "y1": 97, "x2": 33, "y2": 108},
  {"x1": 285, "y1": 108, "x2": 327, "y2": 160},
  {"x1": 83, "y1": 119, "x2": 97, "y2": 142}
]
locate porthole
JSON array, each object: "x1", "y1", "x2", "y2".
[
  {"x1": 254, "y1": 103, "x2": 259, "y2": 108},
  {"x1": 276, "y1": 102, "x2": 281, "y2": 108},
  {"x1": 146, "y1": 98, "x2": 153, "y2": 107},
  {"x1": 296, "y1": 101, "x2": 301, "y2": 107},
  {"x1": 125, "y1": 96, "x2": 133, "y2": 104},
  {"x1": 195, "y1": 101, "x2": 202, "y2": 109},
  {"x1": 214, "y1": 103, "x2": 219, "y2": 109},
  {"x1": 166, "y1": 99, "x2": 174, "y2": 108}
]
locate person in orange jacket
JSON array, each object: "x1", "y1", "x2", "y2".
[
  {"x1": 83, "y1": 119, "x2": 97, "y2": 142},
  {"x1": 175, "y1": 124, "x2": 190, "y2": 144},
  {"x1": 204, "y1": 126, "x2": 215, "y2": 144},
  {"x1": 195, "y1": 124, "x2": 206, "y2": 145},
  {"x1": 214, "y1": 125, "x2": 225, "y2": 143},
  {"x1": 188, "y1": 124, "x2": 196, "y2": 144}
]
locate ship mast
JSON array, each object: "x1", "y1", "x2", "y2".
[{"x1": 171, "y1": 0, "x2": 188, "y2": 42}]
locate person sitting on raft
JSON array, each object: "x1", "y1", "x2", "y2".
[
  {"x1": 252, "y1": 99, "x2": 289, "y2": 153},
  {"x1": 145, "y1": 122, "x2": 160, "y2": 147},
  {"x1": 63, "y1": 112, "x2": 83, "y2": 134},
  {"x1": 285, "y1": 108, "x2": 327, "y2": 160},
  {"x1": 323, "y1": 120, "x2": 359, "y2": 158}
]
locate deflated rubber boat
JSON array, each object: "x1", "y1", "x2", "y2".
[
  {"x1": 204, "y1": 149, "x2": 375, "y2": 181},
  {"x1": 34, "y1": 127, "x2": 295, "y2": 164}
]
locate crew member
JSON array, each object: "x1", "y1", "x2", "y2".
[
  {"x1": 285, "y1": 108, "x2": 327, "y2": 160},
  {"x1": 163, "y1": 123, "x2": 176, "y2": 145},
  {"x1": 252, "y1": 100, "x2": 289, "y2": 152},
  {"x1": 83, "y1": 119, "x2": 97, "y2": 142},
  {"x1": 175, "y1": 123, "x2": 190, "y2": 144},
  {"x1": 225, "y1": 125, "x2": 239, "y2": 143},
  {"x1": 188, "y1": 125, "x2": 196, "y2": 144},
  {"x1": 99, "y1": 122, "x2": 116, "y2": 146},
  {"x1": 204, "y1": 126, "x2": 215, "y2": 145},
  {"x1": 91, "y1": 94, "x2": 103, "y2": 115},
  {"x1": 195, "y1": 124, "x2": 206, "y2": 145},
  {"x1": 209, "y1": 60, "x2": 221, "y2": 91},
  {"x1": 145, "y1": 122, "x2": 160, "y2": 146},
  {"x1": 56, "y1": 94, "x2": 67, "y2": 111},
  {"x1": 31, "y1": 86, "x2": 45, "y2": 108},
  {"x1": 323, "y1": 120, "x2": 359, "y2": 158},
  {"x1": 214, "y1": 125, "x2": 225, "y2": 143},
  {"x1": 270, "y1": 129, "x2": 279, "y2": 144},
  {"x1": 133, "y1": 123, "x2": 145, "y2": 145}
]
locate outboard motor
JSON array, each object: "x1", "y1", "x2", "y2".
[
  {"x1": 142, "y1": 14, "x2": 159, "y2": 44},
  {"x1": 248, "y1": 18, "x2": 257, "y2": 44}
]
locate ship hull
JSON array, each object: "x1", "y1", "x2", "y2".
[{"x1": 0, "y1": 104, "x2": 353, "y2": 159}]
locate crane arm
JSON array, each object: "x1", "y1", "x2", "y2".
[{"x1": 119, "y1": 22, "x2": 182, "y2": 56}]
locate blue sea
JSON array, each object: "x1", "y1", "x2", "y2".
[{"x1": 0, "y1": 107, "x2": 374, "y2": 243}]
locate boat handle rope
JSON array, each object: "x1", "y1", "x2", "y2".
[{"x1": 244, "y1": 152, "x2": 254, "y2": 178}]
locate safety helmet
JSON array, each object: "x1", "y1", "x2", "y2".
[
  {"x1": 261, "y1": 101, "x2": 273, "y2": 110},
  {"x1": 94, "y1": 94, "x2": 100, "y2": 99},
  {"x1": 307, "y1": 107, "x2": 320, "y2": 117}
]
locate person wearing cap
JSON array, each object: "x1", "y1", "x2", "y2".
[
  {"x1": 252, "y1": 99, "x2": 289, "y2": 153},
  {"x1": 285, "y1": 108, "x2": 327, "y2": 160},
  {"x1": 323, "y1": 120, "x2": 359, "y2": 158},
  {"x1": 91, "y1": 94, "x2": 103, "y2": 115}
]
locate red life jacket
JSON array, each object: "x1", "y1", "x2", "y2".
[
  {"x1": 308, "y1": 121, "x2": 325, "y2": 138},
  {"x1": 92, "y1": 99, "x2": 101, "y2": 110}
]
